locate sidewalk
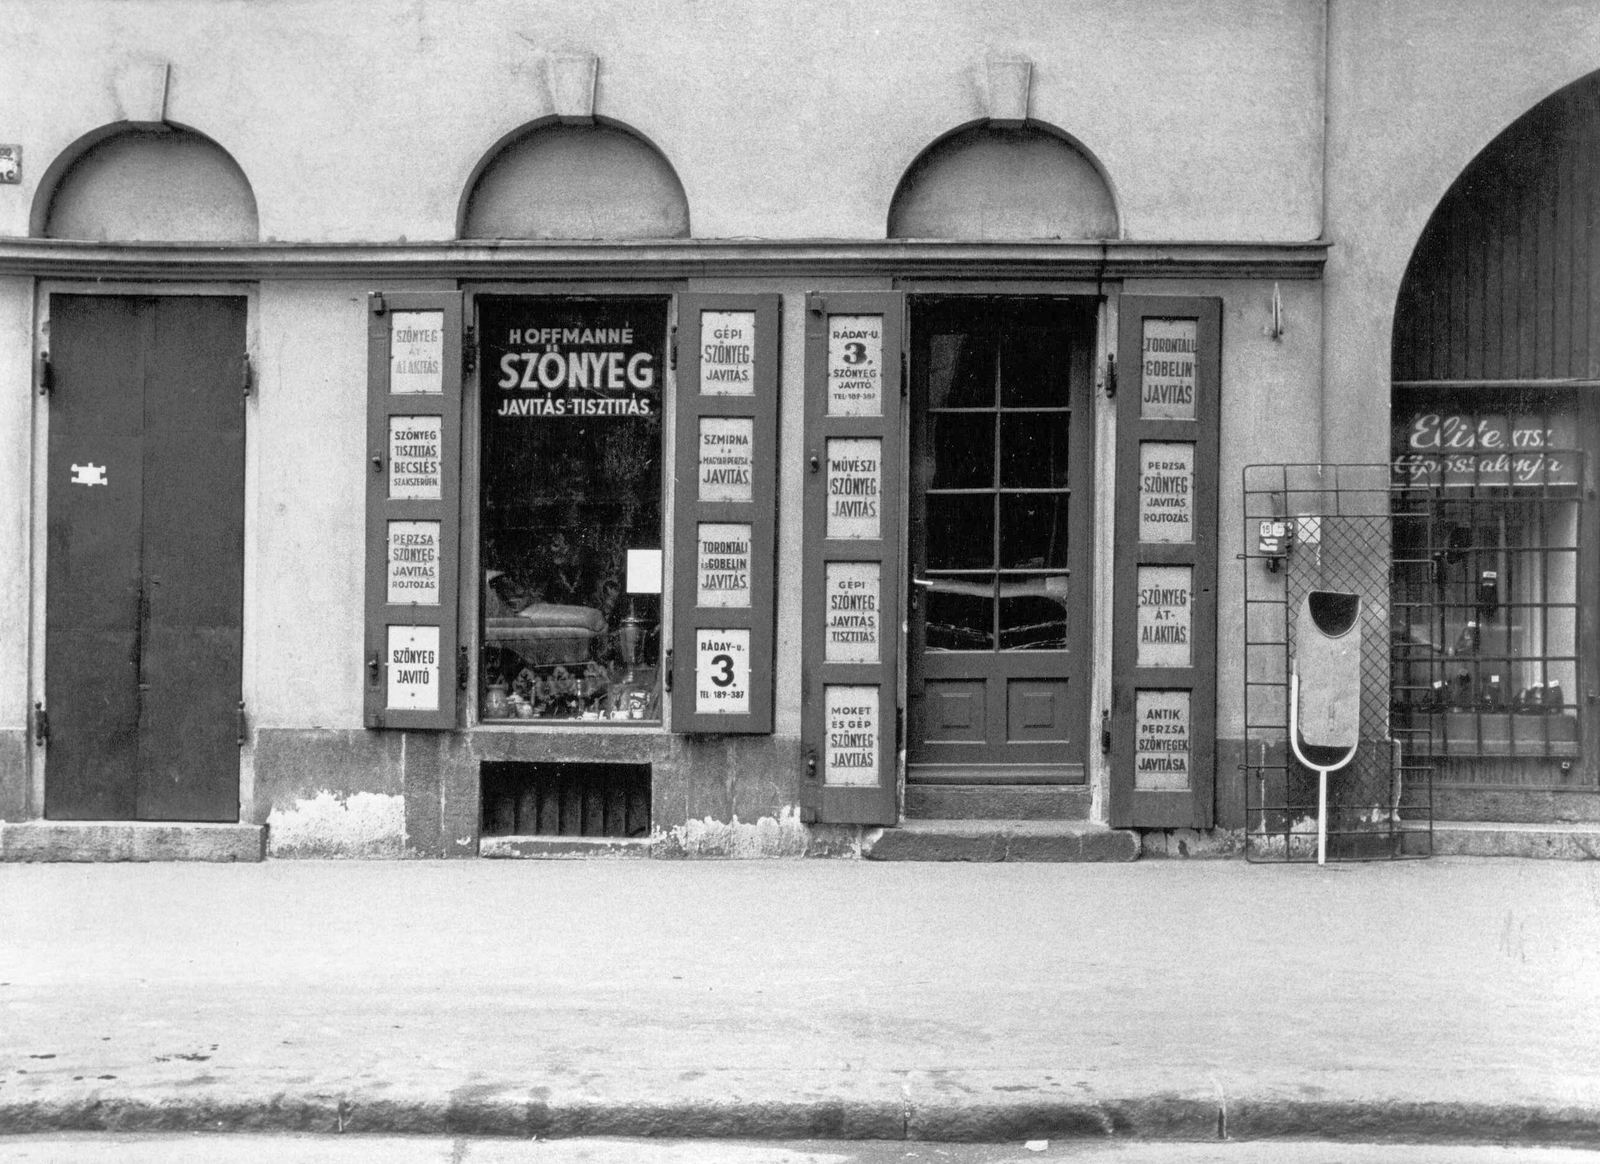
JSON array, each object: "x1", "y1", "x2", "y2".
[{"x1": 1, "y1": 859, "x2": 1597, "y2": 1147}]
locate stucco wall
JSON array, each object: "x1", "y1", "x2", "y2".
[
  {"x1": 1321, "y1": 0, "x2": 1600, "y2": 462},
  {"x1": 0, "y1": 279, "x2": 31, "y2": 744},
  {"x1": 2, "y1": 0, "x2": 1322, "y2": 244}
]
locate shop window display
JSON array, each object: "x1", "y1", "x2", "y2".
[
  {"x1": 478, "y1": 297, "x2": 666, "y2": 721},
  {"x1": 1391, "y1": 401, "x2": 1585, "y2": 756}
]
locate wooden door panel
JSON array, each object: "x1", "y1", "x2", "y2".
[
  {"x1": 137, "y1": 296, "x2": 246, "y2": 822},
  {"x1": 44, "y1": 296, "x2": 146, "y2": 820},
  {"x1": 907, "y1": 297, "x2": 1094, "y2": 782}
]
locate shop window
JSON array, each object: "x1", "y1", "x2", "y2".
[
  {"x1": 1392, "y1": 402, "x2": 1586, "y2": 757},
  {"x1": 39, "y1": 126, "x2": 258, "y2": 242},
  {"x1": 478, "y1": 297, "x2": 667, "y2": 722}
]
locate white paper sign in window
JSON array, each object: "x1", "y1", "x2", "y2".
[
  {"x1": 1136, "y1": 565, "x2": 1192, "y2": 668},
  {"x1": 386, "y1": 625, "x2": 440, "y2": 710},
  {"x1": 386, "y1": 521, "x2": 440, "y2": 606},
  {"x1": 824, "y1": 684, "x2": 878, "y2": 785},
  {"x1": 1138, "y1": 441, "x2": 1194, "y2": 544},
  {"x1": 389, "y1": 415, "x2": 443, "y2": 500},
  {"x1": 698, "y1": 416, "x2": 754, "y2": 502},
  {"x1": 825, "y1": 562, "x2": 880, "y2": 663},
  {"x1": 1135, "y1": 689, "x2": 1191, "y2": 791},
  {"x1": 696, "y1": 628, "x2": 750, "y2": 714},
  {"x1": 390, "y1": 311, "x2": 445, "y2": 395},
  {"x1": 699, "y1": 311, "x2": 756, "y2": 396},
  {"x1": 825, "y1": 437, "x2": 881, "y2": 540},
  {"x1": 1140, "y1": 318, "x2": 1197, "y2": 420},
  {"x1": 827, "y1": 315, "x2": 883, "y2": 417},
  {"x1": 697, "y1": 523, "x2": 751, "y2": 608}
]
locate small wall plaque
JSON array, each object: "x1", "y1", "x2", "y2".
[{"x1": 0, "y1": 146, "x2": 20, "y2": 185}]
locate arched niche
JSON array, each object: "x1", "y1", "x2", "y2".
[
  {"x1": 35, "y1": 124, "x2": 258, "y2": 242},
  {"x1": 459, "y1": 120, "x2": 690, "y2": 240},
  {"x1": 1393, "y1": 70, "x2": 1600, "y2": 382},
  {"x1": 888, "y1": 122, "x2": 1118, "y2": 240}
]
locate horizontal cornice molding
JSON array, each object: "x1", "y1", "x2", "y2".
[{"x1": 0, "y1": 237, "x2": 1329, "y2": 282}]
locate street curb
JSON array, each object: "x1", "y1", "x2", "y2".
[{"x1": 3, "y1": 1092, "x2": 1599, "y2": 1147}]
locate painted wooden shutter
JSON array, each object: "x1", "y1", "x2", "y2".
[
  {"x1": 1110, "y1": 296, "x2": 1221, "y2": 828},
  {"x1": 670, "y1": 293, "x2": 782, "y2": 733},
  {"x1": 364, "y1": 291, "x2": 463, "y2": 729},
  {"x1": 800, "y1": 292, "x2": 905, "y2": 825}
]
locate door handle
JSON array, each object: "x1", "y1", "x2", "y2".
[{"x1": 911, "y1": 577, "x2": 934, "y2": 587}]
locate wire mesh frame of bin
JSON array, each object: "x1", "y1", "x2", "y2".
[
  {"x1": 1390, "y1": 444, "x2": 1587, "y2": 764},
  {"x1": 1242, "y1": 464, "x2": 1434, "y2": 862}
]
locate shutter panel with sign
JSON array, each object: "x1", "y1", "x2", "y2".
[
  {"x1": 671, "y1": 294, "x2": 782, "y2": 733},
  {"x1": 800, "y1": 292, "x2": 905, "y2": 826},
  {"x1": 1110, "y1": 296, "x2": 1221, "y2": 828},
  {"x1": 364, "y1": 292, "x2": 463, "y2": 729}
]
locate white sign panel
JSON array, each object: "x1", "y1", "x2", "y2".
[
  {"x1": 386, "y1": 521, "x2": 440, "y2": 605},
  {"x1": 1136, "y1": 565, "x2": 1192, "y2": 668},
  {"x1": 824, "y1": 685, "x2": 879, "y2": 786},
  {"x1": 699, "y1": 416, "x2": 754, "y2": 503},
  {"x1": 389, "y1": 415, "x2": 442, "y2": 500},
  {"x1": 1140, "y1": 318, "x2": 1198, "y2": 420},
  {"x1": 389, "y1": 311, "x2": 445, "y2": 395},
  {"x1": 825, "y1": 562, "x2": 880, "y2": 663},
  {"x1": 697, "y1": 523, "x2": 752, "y2": 608},
  {"x1": 1135, "y1": 689, "x2": 1191, "y2": 791},
  {"x1": 826, "y1": 437, "x2": 881, "y2": 540},
  {"x1": 696, "y1": 628, "x2": 750, "y2": 714},
  {"x1": 1139, "y1": 442, "x2": 1194, "y2": 544},
  {"x1": 699, "y1": 311, "x2": 756, "y2": 396},
  {"x1": 827, "y1": 315, "x2": 883, "y2": 417},
  {"x1": 386, "y1": 625, "x2": 440, "y2": 710}
]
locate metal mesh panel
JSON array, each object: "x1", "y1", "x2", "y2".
[{"x1": 1243, "y1": 465, "x2": 1433, "y2": 862}]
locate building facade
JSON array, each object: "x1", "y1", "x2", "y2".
[{"x1": 1, "y1": 1, "x2": 1597, "y2": 859}]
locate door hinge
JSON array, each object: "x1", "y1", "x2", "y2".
[
  {"x1": 804, "y1": 746, "x2": 818, "y2": 783},
  {"x1": 900, "y1": 350, "x2": 908, "y2": 398},
  {"x1": 367, "y1": 650, "x2": 382, "y2": 686},
  {"x1": 236, "y1": 700, "x2": 248, "y2": 747},
  {"x1": 458, "y1": 645, "x2": 470, "y2": 690},
  {"x1": 1103, "y1": 353, "x2": 1117, "y2": 398},
  {"x1": 669, "y1": 325, "x2": 677, "y2": 370},
  {"x1": 241, "y1": 353, "x2": 253, "y2": 397},
  {"x1": 1101, "y1": 707, "x2": 1112, "y2": 754},
  {"x1": 370, "y1": 292, "x2": 387, "y2": 316},
  {"x1": 664, "y1": 647, "x2": 674, "y2": 693},
  {"x1": 463, "y1": 325, "x2": 477, "y2": 374},
  {"x1": 33, "y1": 702, "x2": 49, "y2": 746},
  {"x1": 37, "y1": 352, "x2": 52, "y2": 396}
]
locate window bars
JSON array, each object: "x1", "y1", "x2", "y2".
[{"x1": 1243, "y1": 464, "x2": 1433, "y2": 861}]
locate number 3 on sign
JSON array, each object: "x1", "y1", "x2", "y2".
[{"x1": 696, "y1": 629, "x2": 750, "y2": 715}]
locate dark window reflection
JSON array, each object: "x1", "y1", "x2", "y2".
[
  {"x1": 926, "y1": 332, "x2": 996, "y2": 408},
  {"x1": 1000, "y1": 324, "x2": 1070, "y2": 407},
  {"x1": 926, "y1": 583, "x2": 995, "y2": 651},
  {"x1": 1000, "y1": 413, "x2": 1070, "y2": 488},
  {"x1": 1000, "y1": 577, "x2": 1071, "y2": 650},
  {"x1": 929, "y1": 414, "x2": 994, "y2": 489},
  {"x1": 926, "y1": 494, "x2": 994, "y2": 569},
  {"x1": 1000, "y1": 494, "x2": 1070, "y2": 569}
]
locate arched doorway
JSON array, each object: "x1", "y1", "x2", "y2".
[{"x1": 1390, "y1": 71, "x2": 1600, "y2": 809}]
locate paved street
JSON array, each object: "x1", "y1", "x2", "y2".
[
  {"x1": 1, "y1": 859, "x2": 1598, "y2": 1147},
  {"x1": 0, "y1": 1136, "x2": 1598, "y2": 1163}
]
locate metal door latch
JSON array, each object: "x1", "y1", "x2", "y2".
[
  {"x1": 33, "y1": 701, "x2": 49, "y2": 746},
  {"x1": 1101, "y1": 708, "x2": 1112, "y2": 754}
]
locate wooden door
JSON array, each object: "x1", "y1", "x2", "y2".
[
  {"x1": 45, "y1": 295, "x2": 246, "y2": 822},
  {"x1": 906, "y1": 297, "x2": 1096, "y2": 784}
]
